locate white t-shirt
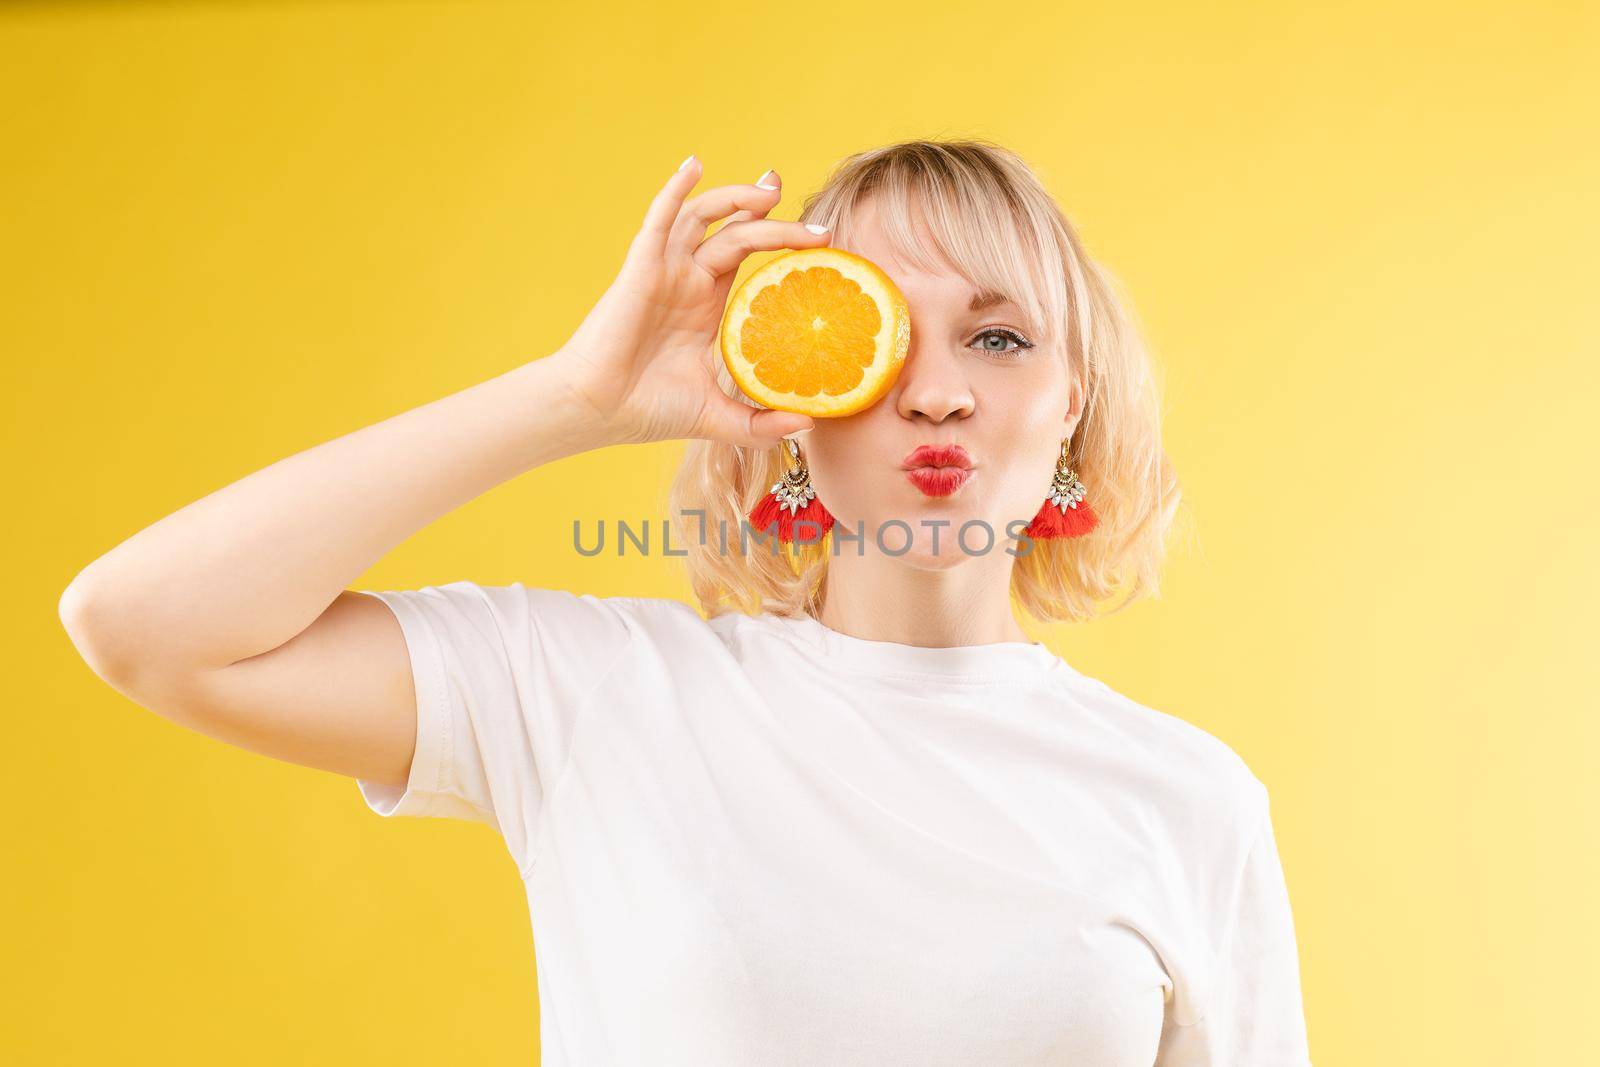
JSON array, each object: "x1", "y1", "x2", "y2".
[{"x1": 355, "y1": 581, "x2": 1312, "y2": 1066}]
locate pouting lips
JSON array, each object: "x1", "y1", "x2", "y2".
[
  {"x1": 900, "y1": 443, "x2": 973, "y2": 471},
  {"x1": 904, "y1": 466, "x2": 972, "y2": 497}
]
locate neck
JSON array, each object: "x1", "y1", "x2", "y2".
[{"x1": 816, "y1": 550, "x2": 1033, "y2": 648}]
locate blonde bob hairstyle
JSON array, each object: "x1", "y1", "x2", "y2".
[{"x1": 668, "y1": 138, "x2": 1185, "y2": 625}]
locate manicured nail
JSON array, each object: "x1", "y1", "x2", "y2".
[
  {"x1": 755, "y1": 169, "x2": 779, "y2": 190},
  {"x1": 804, "y1": 223, "x2": 829, "y2": 234},
  {"x1": 678, "y1": 153, "x2": 696, "y2": 172}
]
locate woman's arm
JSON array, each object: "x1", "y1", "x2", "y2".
[
  {"x1": 61, "y1": 354, "x2": 605, "y2": 686},
  {"x1": 58, "y1": 156, "x2": 827, "y2": 788},
  {"x1": 57, "y1": 354, "x2": 613, "y2": 785}
]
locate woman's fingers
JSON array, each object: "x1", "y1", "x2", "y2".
[
  {"x1": 692, "y1": 218, "x2": 832, "y2": 278},
  {"x1": 627, "y1": 154, "x2": 703, "y2": 267},
  {"x1": 703, "y1": 170, "x2": 781, "y2": 237},
  {"x1": 669, "y1": 178, "x2": 785, "y2": 259},
  {"x1": 697, "y1": 390, "x2": 816, "y2": 449}
]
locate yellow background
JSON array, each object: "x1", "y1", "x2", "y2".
[{"x1": 6, "y1": 1, "x2": 1596, "y2": 1063}]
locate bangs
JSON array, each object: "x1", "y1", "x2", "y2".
[{"x1": 816, "y1": 151, "x2": 1068, "y2": 349}]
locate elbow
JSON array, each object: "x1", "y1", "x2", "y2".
[
  {"x1": 58, "y1": 570, "x2": 98, "y2": 652},
  {"x1": 58, "y1": 570, "x2": 138, "y2": 688}
]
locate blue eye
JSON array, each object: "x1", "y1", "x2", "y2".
[{"x1": 970, "y1": 326, "x2": 1034, "y2": 356}]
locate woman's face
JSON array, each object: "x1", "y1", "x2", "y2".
[{"x1": 801, "y1": 197, "x2": 1083, "y2": 569}]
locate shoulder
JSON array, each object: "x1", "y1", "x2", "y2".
[
  {"x1": 1061, "y1": 670, "x2": 1269, "y2": 831},
  {"x1": 412, "y1": 580, "x2": 701, "y2": 630},
  {"x1": 1063, "y1": 676, "x2": 1278, "y2": 960},
  {"x1": 371, "y1": 580, "x2": 719, "y2": 665}
]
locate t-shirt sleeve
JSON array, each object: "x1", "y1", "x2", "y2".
[
  {"x1": 1158, "y1": 790, "x2": 1314, "y2": 1065},
  {"x1": 353, "y1": 580, "x2": 636, "y2": 876}
]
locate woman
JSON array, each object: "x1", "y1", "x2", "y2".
[{"x1": 60, "y1": 139, "x2": 1312, "y2": 1065}]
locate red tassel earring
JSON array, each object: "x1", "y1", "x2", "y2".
[
  {"x1": 1024, "y1": 436, "x2": 1099, "y2": 539},
  {"x1": 748, "y1": 437, "x2": 835, "y2": 545}
]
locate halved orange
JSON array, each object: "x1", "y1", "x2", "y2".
[{"x1": 719, "y1": 247, "x2": 911, "y2": 417}]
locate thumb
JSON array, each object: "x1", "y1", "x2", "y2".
[{"x1": 699, "y1": 393, "x2": 816, "y2": 448}]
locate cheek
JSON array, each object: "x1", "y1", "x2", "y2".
[
  {"x1": 1006, "y1": 360, "x2": 1071, "y2": 424},
  {"x1": 801, "y1": 413, "x2": 916, "y2": 521},
  {"x1": 976, "y1": 356, "x2": 1069, "y2": 439},
  {"x1": 979, "y1": 373, "x2": 1071, "y2": 502},
  {"x1": 798, "y1": 423, "x2": 870, "y2": 501}
]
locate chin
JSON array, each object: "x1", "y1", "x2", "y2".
[
  {"x1": 841, "y1": 499, "x2": 1001, "y2": 568},
  {"x1": 894, "y1": 544, "x2": 975, "y2": 571}
]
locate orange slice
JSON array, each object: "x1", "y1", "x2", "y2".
[{"x1": 719, "y1": 247, "x2": 911, "y2": 417}]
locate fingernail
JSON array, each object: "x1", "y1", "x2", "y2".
[
  {"x1": 755, "y1": 169, "x2": 779, "y2": 190},
  {"x1": 678, "y1": 153, "x2": 696, "y2": 172},
  {"x1": 805, "y1": 223, "x2": 829, "y2": 234}
]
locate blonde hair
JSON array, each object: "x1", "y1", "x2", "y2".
[{"x1": 667, "y1": 138, "x2": 1185, "y2": 624}]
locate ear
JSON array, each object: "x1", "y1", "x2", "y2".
[{"x1": 1064, "y1": 369, "x2": 1088, "y2": 433}]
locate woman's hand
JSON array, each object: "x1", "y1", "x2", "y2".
[{"x1": 550, "y1": 156, "x2": 831, "y2": 448}]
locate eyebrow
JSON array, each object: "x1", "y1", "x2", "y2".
[{"x1": 968, "y1": 289, "x2": 1013, "y2": 312}]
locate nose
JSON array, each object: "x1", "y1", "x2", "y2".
[{"x1": 894, "y1": 337, "x2": 975, "y2": 424}]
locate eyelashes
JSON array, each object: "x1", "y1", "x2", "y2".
[{"x1": 969, "y1": 326, "x2": 1035, "y2": 357}]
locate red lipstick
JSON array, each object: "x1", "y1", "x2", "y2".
[{"x1": 901, "y1": 443, "x2": 974, "y2": 497}]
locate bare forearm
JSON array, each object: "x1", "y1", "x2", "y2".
[{"x1": 61, "y1": 351, "x2": 612, "y2": 683}]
